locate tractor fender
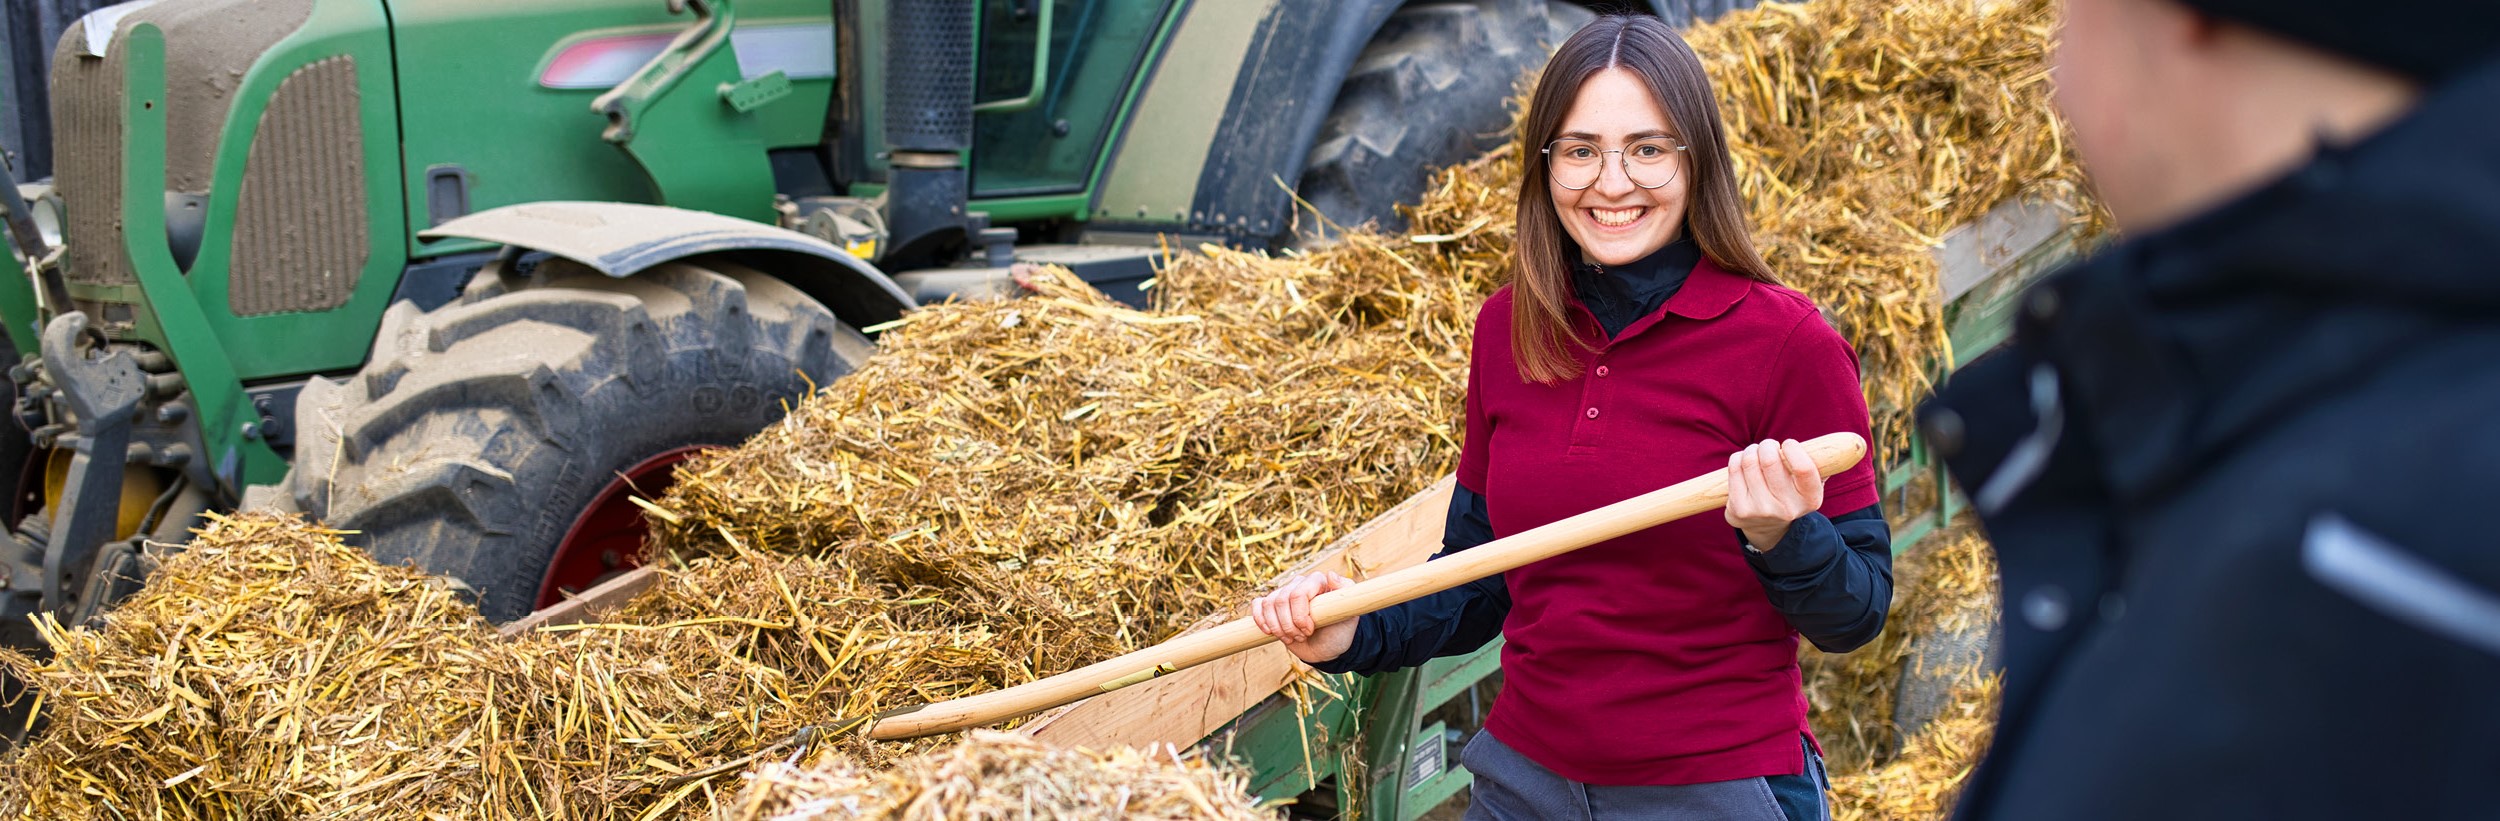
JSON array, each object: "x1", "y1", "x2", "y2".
[{"x1": 421, "y1": 201, "x2": 916, "y2": 330}]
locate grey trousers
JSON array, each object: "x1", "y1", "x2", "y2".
[{"x1": 1459, "y1": 729, "x2": 1831, "y2": 821}]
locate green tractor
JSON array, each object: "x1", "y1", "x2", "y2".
[{"x1": 0, "y1": 0, "x2": 1675, "y2": 649}]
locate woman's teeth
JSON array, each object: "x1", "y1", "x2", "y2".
[{"x1": 1590, "y1": 207, "x2": 1647, "y2": 227}]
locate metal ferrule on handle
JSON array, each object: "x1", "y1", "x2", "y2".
[{"x1": 862, "y1": 431, "x2": 1867, "y2": 740}]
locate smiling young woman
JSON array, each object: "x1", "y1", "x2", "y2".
[
  {"x1": 1510, "y1": 19, "x2": 1776, "y2": 384},
  {"x1": 1249, "y1": 14, "x2": 1893, "y2": 821}
]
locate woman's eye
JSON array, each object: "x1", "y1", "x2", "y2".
[
  {"x1": 1633, "y1": 144, "x2": 1665, "y2": 158},
  {"x1": 1567, "y1": 146, "x2": 1597, "y2": 160}
]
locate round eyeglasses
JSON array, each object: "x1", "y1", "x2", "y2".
[{"x1": 1542, "y1": 137, "x2": 1689, "y2": 190}]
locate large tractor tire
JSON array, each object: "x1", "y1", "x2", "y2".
[
  {"x1": 285, "y1": 258, "x2": 873, "y2": 622},
  {"x1": 1295, "y1": 0, "x2": 1597, "y2": 239}
]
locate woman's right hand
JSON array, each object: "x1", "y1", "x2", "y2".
[{"x1": 1250, "y1": 571, "x2": 1358, "y2": 664}]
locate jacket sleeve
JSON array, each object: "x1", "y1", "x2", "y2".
[
  {"x1": 1308, "y1": 483, "x2": 1512, "y2": 675},
  {"x1": 1743, "y1": 501, "x2": 1893, "y2": 653}
]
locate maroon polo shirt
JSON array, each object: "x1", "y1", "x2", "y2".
[{"x1": 1460, "y1": 256, "x2": 1880, "y2": 786}]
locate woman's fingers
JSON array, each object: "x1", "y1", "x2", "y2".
[
  {"x1": 1726, "y1": 449, "x2": 1754, "y2": 524},
  {"x1": 1781, "y1": 439, "x2": 1823, "y2": 506},
  {"x1": 1270, "y1": 590, "x2": 1297, "y2": 643},
  {"x1": 1288, "y1": 576, "x2": 1318, "y2": 639},
  {"x1": 1253, "y1": 572, "x2": 1365, "y2": 647},
  {"x1": 1256, "y1": 576, "x2": 1304, "y2": 643},
  {"x1": 1738, "y1": 442, "x2": 1777, "y2": 515},
  {"x1": 1757, "y1": 439, "x2": 1800, "y2": 502}
]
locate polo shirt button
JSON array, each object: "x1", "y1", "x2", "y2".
[
  {"x1": 1595, "y1": 366, "x2": 1610, "y2": 377},
  {"x1": 1585, "y1": 407, "x2": 1599, "y2": 419},
  {"x1": 2022, "y1": 585, "x2": 2070, "y2": 631}
]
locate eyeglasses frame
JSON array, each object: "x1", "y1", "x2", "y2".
[{"x1": 1540, "y1": 137, "x2": 1691, "y2": 191}]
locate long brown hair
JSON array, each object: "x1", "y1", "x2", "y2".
[{"x1": 1510, "y1": 15, "x2": 1775, "y2": 384}]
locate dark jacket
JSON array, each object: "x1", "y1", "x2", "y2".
[{"x1": 1920, "y1": 58, "x2": 2500, "y2": 820}]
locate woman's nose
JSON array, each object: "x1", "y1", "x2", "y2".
[{"x1": 1592, "y1": 156, "x2": 1638, "y2": 197}]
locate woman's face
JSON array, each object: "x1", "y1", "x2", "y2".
[{"x1": 1548, "y1": 67, "x2": 1691, "y2": 266}]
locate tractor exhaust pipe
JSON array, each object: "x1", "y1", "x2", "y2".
[{"x1": 881, "y1": 0, "x2": 975, "y2": 268}]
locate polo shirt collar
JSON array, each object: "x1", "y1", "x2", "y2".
[
  {"x1": 1569, "y1": 238, "x2": 1700, "y2": 338},
  {"x1": 1586, "y1": 254, "x2": 1750, "y2": 345},
  {"x1": 1663, "y1": 255, "x2": 1751, "y2": 321}
]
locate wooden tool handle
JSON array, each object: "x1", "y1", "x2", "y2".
[{"x1": 864, "y1": 431, "x2": 1866, "y2": 740}]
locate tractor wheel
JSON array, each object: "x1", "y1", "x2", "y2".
[
  {"x1": 284, "y1": 258, "x2": 873, "y2": 623},
  {"x1": 1294, "y1": 0, "x2": 1597, "y2": 239}
]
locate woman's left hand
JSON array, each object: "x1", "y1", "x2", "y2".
[{"x1": 1725, "y1": 439, "x2": 1824, "y2": 551}]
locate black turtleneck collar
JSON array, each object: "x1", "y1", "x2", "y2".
[{"x1": 1571, "y1": 237, "x2": 1702, "y2": 338}]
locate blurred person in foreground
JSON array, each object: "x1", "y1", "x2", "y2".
[{"x1": 1920, "y1": 1, "x2": 2500, "y2": 818}]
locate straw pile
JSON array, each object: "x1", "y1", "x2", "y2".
[
  {"x1": 721, "y1": 730, "x2": 1274, "y2": 820},
  {"x1": 0, "y1": 515, "x2": 509, "y2": 817},
  {"x1": 1696, "y1": 0, "x2": 2099, "y2": 447},
  {"x1": 0, "y1": 515, "x2": 1202, "y2": 818},
  {"x1": 1802, "y1": 520, "x2": 2003, "y2": 820},
  {"x1": 1829, "y1": 674, "x2": 2001, "y2": 821},
  {"x1": 4, "y1": 242, "x2": 1490, "y2": 817},
  {"x1": 1404, "y1": 0, "x2": 2097, "y2": 452},
  {"x1": 643, "y1": 239, "x2": 1485, "y2": 719}
]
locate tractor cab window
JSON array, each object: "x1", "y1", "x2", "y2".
[{"x1": 971, "y1": 0, "x2": 1173, "y2": 197}]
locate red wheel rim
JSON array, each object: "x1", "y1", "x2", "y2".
[{"x1": 537, "y1": 446, "x2": 703, "y2": 610}]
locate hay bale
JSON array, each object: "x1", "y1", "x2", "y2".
[{"x1": 721, "y1": 730, "x2": 1276, "y2": 820}]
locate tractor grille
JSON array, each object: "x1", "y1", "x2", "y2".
[
  {"x1": 51, "y1": 37, "x2": 136, "y2": 287},
  {"x1": 229, "y1": 56, "x2": 365, "y2": 317},
  {"x1": 44, "y1": 0, "x2": 319, "y2": 298},
  {"x1": 885, "y1": 0, "x2": 976, "y2": 152}
]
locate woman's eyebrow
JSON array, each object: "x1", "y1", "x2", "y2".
[{"x1": 1555, "y1": 129, "x2": 1679, "y2": 141}]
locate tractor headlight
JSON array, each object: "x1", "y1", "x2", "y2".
[{"x1": 17, "y1": 184, "x2": 63, "y2": 249}]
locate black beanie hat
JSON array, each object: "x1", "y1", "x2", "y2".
[{"x1": 2170, "y1": 0, "x2": 2500, "y2": 81}]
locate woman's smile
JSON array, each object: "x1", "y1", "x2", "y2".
[{"x1": 1586, "y1": 205, "x2": 1651, "y2": 229}]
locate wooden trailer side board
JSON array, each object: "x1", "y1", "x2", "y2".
[
  {"x1": 1021, "y1": 476, "x2": 1458, "y2": 749},
  {"x1": 499, "y1": 565, "x2": 664, "y2": 640}
]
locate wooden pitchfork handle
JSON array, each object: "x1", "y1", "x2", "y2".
[{"x1": 859, "y1": 432, "x2": 1867, "y2": 740}]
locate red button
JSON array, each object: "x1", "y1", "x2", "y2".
[
  {"x1": 1585, "y1": 407, "x2": 1600, "y2": 419},
  {"x1": 1595, "y1": 366, "x2": 1610, "y2": 377}
]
